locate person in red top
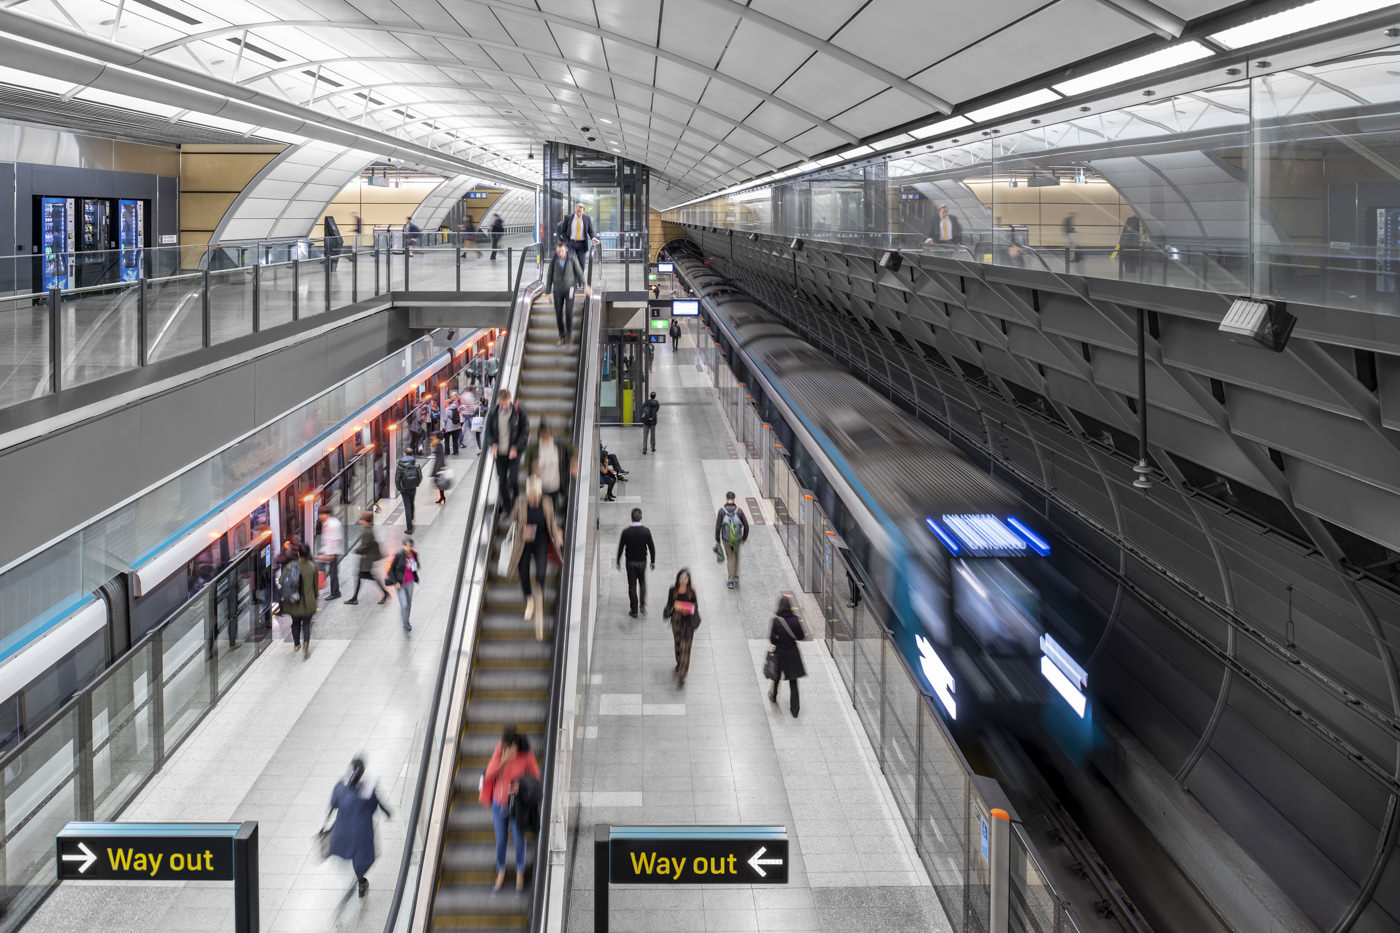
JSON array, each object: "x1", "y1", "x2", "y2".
[{"x1": 480, "y1": 725, "x2": 540, "y2": 891}]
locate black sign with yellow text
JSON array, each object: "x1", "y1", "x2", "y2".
[
  {"x1": 57, "y1": 822, "x2": 239, "y2": 882},
  {"x1": 608, "y1": 825, "x2": 788, "y2": 885}
]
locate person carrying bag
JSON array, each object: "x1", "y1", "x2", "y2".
[{"x1": 765, "y1": 595, "x2": 808, "y2": 718}]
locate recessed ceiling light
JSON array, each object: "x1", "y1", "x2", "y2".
[{"x1": 601, "y1": 118, "x2": 613, "y2": 124}]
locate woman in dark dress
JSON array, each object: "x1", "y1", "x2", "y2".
[
  {"x1": 1117, "y1": 216, "x2": 1143, "y2": 280},
  {"x1": 767, "y1": 596, "x2": 808, "y2": 718},
  {"x1": 663, "y1": 569, "x2": 700, "y2": 687},
  {"x1": 327, "y1": 757, "x2": 391, "y2": 898}
]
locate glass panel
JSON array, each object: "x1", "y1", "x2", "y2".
[
  {"x1": 0, "y1": 293, "x2": 48, "y2": 405},
  {"x1": 214, "y1": 559, "x2": 259, "y2": 696},
  {"x1": 258, "y1": 261, "x2": 295, "y2": 329},
  {"x1": 920, "y1": 702, "x2": 969, "y2": 931},
  {"x1": 3, "y1": 707, "x2": 80, "y2": 898},
  {"x1": 299, "y1": 257, "x2": 327, "y2": 318},
  {"x1": 160, "y1": 599, "x2": 211, "y2": 750},
  {"x1": 61, "y1": 287, "x2": 140, "y2": 388},
  {"x1": 145, "y1": 273, "x2": 204, "y2": 363},
  {"x1": 852, "y1": 627, "x2": 883, "y2": 745},
  {"x1": 966, "y1": 794, "x2": 993, "y2": 933},
  {"x1": 881, "y1": 640, "x2": 919, "y2": 825},
  {"x1": 209, "y1": 266, "x2": 255, "y2": 344},
  {"x1": 90, "y1": 641, "x2": 157, "y2": 820},
  {"x1": 1010, "y1": 828, "x2": 1059, "y2": 933}
]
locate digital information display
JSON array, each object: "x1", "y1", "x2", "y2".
[
  {"x1": 655, "y1": 262, "x2": 674, "y2": 273},
  {"x1": 671, "y1": 299, "x2": 699, "y2": 316}
]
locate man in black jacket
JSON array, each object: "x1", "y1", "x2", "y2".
[
  {"x1": 924, "y1": 203, "x2": 962, "y2": 247},
  {"x1": 395, "y1": 453, "x2": 423, "y2": 533},
  {"x1": 546, "y1": 241, "x2": 590, "y2": 344},
  {"x1": 483, "y1": 388, "x2": 529, "y2": 511},
  {"x1": 640, "y1": 391, "x2": 660, "y2": 455},
  {"x1": 556, "y1": 203, "x2": 600, "y2": 268},
  {"x1": 616, "y1": 508, "x2": 656, "y2": 617}
]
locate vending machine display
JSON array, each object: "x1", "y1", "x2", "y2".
[
  {"x1": 118, "y1": 199, "x2": 146, "y2": 282},
  {"x1": 39, "y1": 196, "x2": 76, "y2": 290},
  {"x1": 78, "y1": 198, "x2": 114, "y2": 287}
]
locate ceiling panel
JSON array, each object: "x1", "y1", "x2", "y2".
[
  {"x1": 748, "y1": 0, "x2": 862, "y2": 41},
  {"x1": 548, "y1": 25, "x2": 608, "y2": 68},
  {"x1": 612, "y1": 84, "x2": 655, "y2": 110},
  {"x1": 715, "y1": 20, "x2": 813, "y2": 94},
  {"x1": 595, "y1": 0, "x2": 660, "y2": 36},
  {"x1": 688, "y1": 110, "x2": 738, "y2": 140},
  {"x1": 602, "y1": 40, "x2": 657, "y2": 84},
  {"x1": 775, "y1": 53, "x2": 887, "y2": 121},
  {"x1": 742, "y1": 100, "x2": 813, "y2": 142},
  {"x1": 698, "y1": 82, "x2": 764, "y2": 122},
  {"x1": 829, "y1": 88, "x2": 930, "y2": 139},
  {"x1": 493, "y1": 10, "x2": 562, "y2": 56},
  {"x1": 910, "y1": 0, "x2": 1143, "y2": 104},
  {"x1": 829, "y1": 0, "x2": 958, "y2": 78},
  {"x1": 659, "y1": 2, "x2": 742, "y2": 69},
  {"x1": 653, "y1": 59, "x2": 707, "y2": 101},
  {"x1": 786, "y1": 125, "x2": 850, "y2": 157}
]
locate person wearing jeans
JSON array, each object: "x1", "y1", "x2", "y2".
[
  {"x1": 481, "y1": 726, "x2": 540, "y2": 892},
  {"x1": 388, "y1": 536, "x2": 421, "y2": 632}
]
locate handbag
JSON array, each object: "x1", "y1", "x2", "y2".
[
  {"x1": 766, "y1": 615, "x2": 800, "y2": 681},
  {"x1": 316, "y1": 822, "x2": 333, "y2": 859},
  {"x1": 435, "y1": 468, "x2": 454, "y2": 491},
  {"x1": 496, "y1": 523, "x2": 517, "y2": 578}
]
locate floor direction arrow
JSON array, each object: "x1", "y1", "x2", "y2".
[
  {"x1": 61, "y1": 842, "x2": 97, "y2": 874},
  {"x1": 747, "y1": 846, "x2": 784, "y2": 878}
]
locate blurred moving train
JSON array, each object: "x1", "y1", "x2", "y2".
[
  {"x1": 669, "y1": 256, "x2": 1086, "y2": 732},
  {"x1": 0, "y1": 327, "x2": 501, "y2": 756}
]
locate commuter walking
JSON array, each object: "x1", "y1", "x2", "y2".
[
  {"x1": 714, "y1": 491, "x2": 751, "y2": 589},
  {"x1": 317, "y1": 509, "x2": 344, "y2": 600},
  {"x1": 640, "y1": 391, "x2": 660, "y2": 455},
  {"x1": 404, "y1": 217, "x2": 421, "y2": 251},
  {"x1": 430, "y1": 435, "x2": 448, "y2": 505},
  {"x1": 481, "y1": 726, "x2": 540, "y2": 892},
  {"x1": 1117, "y1": 216, "x2": 1143, "y2": 279},
  {"x1": 1062, "y1": 212, "x2": 1079, "y2": 266},
  {"x1": 472, "y1": 398, "x2": 487, "y2": 450},
  {"x1": 325, "y1": 757, "x2": 391, "y2": 899},
  {"x1": 407, "y1": 404, "x2": 425, "y2": 456},
  {"x1": 556, "y1": 203, "x2": 600, "y2": 268},
  {"x1": 669, "y1": 319, "x2": 681, "y2": 351},
  {"x1": 484, "y1": 388, "x2": 529, "y2": 512},
  {"x1": 489, "y1": 213, "x2": 505, "y2": 261},
  {"x1": 387, "y1": 535, "x2": 421, "y2": 632},
  {"x1": 525, "y1": 420, "x2": 577, "y2": 513},
  {"x1": 509, "y1": 477, "x2": 562, "y2": 640},
  {"x1": 280, "y1": 543, "x2": 319, "y2": 659},
  {"x1": 663, "y1": 569, "x2": 700, "y2": 687},
  {"x1": 444, "y1": 397, "x2": 462, "y2": 455},
  {"x1": 346, "y1": 510, "x2": 390, "y2": 605},
  {"x1": 923, "y1": 203, "x2": 962, "y2": 246},
  {"x1": 546, "y1": 241, "x2": 590, "y2": 344},
  {"x1": 616, "y1": 508, "x2": 656, "y2": 618},
  {"x1": 766, "y1": 596, "x2": 809, "y2": 718},
  {"x1": 395, "y1": 451, "x2": 423, "y2": 534}
]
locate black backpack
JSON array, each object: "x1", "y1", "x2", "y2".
[
  {"x1": 399, "y1": 459, "x2": 422, "y2": 489},
  {"x1": 279, "y1": 563, "x2": 302, "y2": 604}
]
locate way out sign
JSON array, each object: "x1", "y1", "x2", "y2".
[
  {"x1": 595, "y1": 825, "x2": 788, "y2": 932},
  {"x1": 57, "y1": 822, "x2": 259, "y2": 932}
]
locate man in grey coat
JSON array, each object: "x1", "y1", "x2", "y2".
[{"x1": 545, "y1": 241, "x2": 590, "y2": 344}]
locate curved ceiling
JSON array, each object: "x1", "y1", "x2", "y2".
[{"x1": 0, "y1": 0, "x2": 1255, "y2": 200}]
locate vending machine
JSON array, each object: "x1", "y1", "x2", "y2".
[
  {"x1": 38, "y1": 196, "x2": 76, "y2": 290},
  {"x1": 77, "y1": 197, "x2": 114, "y2": 287},
  {"x1": 117, "y1": 198, "x2": 146, "y2": 282}
]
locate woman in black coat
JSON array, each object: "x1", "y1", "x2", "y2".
[
  {"x1": 663, "y1": 569, "x2": 700, "y2": 687},
  {"x1": 767, "y1": 596, "x2": 808, "y2": 718}
]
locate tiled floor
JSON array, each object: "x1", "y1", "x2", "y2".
[
  {"x1": 565, "y1": 338, "x2": 950, "y2": 932},
  {"x1": 23, "y1": 438, "x2": 490, "y2": 932}
]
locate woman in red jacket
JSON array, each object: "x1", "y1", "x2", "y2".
[{"x1": 481, "y1": 725, "x2": 540, "y2": 891}]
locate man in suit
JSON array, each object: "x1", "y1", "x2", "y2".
[
  {"x1": 924, "y1": 203, "x2": 962, "y2": 247},
  {"x1": 482, "y1": 388, "x2": 529, "y2": 512},
  {"x1": 616, "y1": 508, "x2": 656, "y2": 618},
  {"x1": 556, "y1": 203, "x2": 601, "y2": 269},
  {"x1": 546, "y1": 241, "x2": 591, "y2": 344}
]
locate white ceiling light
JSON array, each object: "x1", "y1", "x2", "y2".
[
  {"x1": 837, "y1": 145, "x2": 874, "y2": 159},
  {"x1": 965, "y1": 89, "x2": 1062, "y2": 124},
  {"x1": 601, "y1": 118, "x2": 613, "y2": 124},
  {"x1": 912, "y1": 116, "x2": 972, "y2": 138},
  {"x1": 797, "y1": 161, "x2": 821, "y2": 172},
  {"x1": 1209, "y1": 0, "x2": 1398, "y2": 49},
  {"x1": 1052, "y1": 41, "x2": 1213, "y2": 96},
  {"x1": 0, "y1": 64, "x2": 71, "y2": 95},
  {"x1": 816, "y1": 155, "x2": 843, "y2": 166},
  {"x1": 870, "y1": 132, "x2": 917, "y2": 149},
  {"x1": 76, "y1": 86, "x2": 182, "y2": 118}
]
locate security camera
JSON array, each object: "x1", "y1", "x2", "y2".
[
  {"x1": 587, "y1": 136, "x2": 596, "y2": 142},
  {"x1": 581, "y1": 126, "x2": 591, "y2": 132}
]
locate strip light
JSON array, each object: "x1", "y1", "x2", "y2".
[
  {"x1": 965, "y1": 89, "x2": 1062, "y2": 124},
  {"x1": 1040, "y1": 633, "x2": 1087, "y2": 718},
  {"x1": 926, "y1": 517, "x2": 960, "y2": 555},
  {"x1": 942, "y1": 514, "x2": 1027, "y2": 554},
  {"x1": 1052, "y1": 42, "x2": 1212, "y2": 97},
  {"x1": 1005, "y1": 516, "x2": 1051, "y2": 555},
  {"x1": 1041, "y1": 656, "x2": 1087, "y2": 717},
  {"x1": 1209, "y1": 0, "x2": 1398, "y2": 49}
]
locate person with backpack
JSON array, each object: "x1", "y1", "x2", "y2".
[
  {"x1": 640, "y1": 391, "x2": 660, "y2": 455},
  {"x1": 325, "y1": 757, "x2": 392, "y2": 899},
  {"x1": 387, "y1": 535, "x2": 421, "y2": 632},
  {"x1": 766, "y1": 595, "x2": 809, "y2": 718},
  {"x1": 346, "y1": 510, "x2": 390, "y2": 605},
  {"x1": 714, "y1": 491, "x2": 750, "y2": 589},
  {"x1": 395, "y1": 451, "x2": 423, "y2": 534},
  {"x1": 280, "y1": 543, "x2": 319, "y2": 659},
  {"x1": 669, "y1": 319, "x2": 681, "y2": 352}
]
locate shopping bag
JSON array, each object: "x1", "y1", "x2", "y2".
[
  {"x1": 435, "y1": 468, "x2": 455, "y2": 491},
  {"x1": 713, "y1": 543, "x2": 725, "y2": 563},
  {"x1": 495, "y1": 525, "x2": 516, "y2": 578},
  {"x1": 762, "y1": 649, "x2": 779, "y2": 681}
]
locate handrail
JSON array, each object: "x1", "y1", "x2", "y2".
[
  {"x1": 527, "y1": 252, "x2": 602, "y2": 930},
  {"x1": 386, "y1": 244, "x2": 542, "y2": 931}
]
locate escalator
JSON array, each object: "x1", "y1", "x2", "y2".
[{"x1": 429, "y1": 294, "x2": 583, "y2": 931}]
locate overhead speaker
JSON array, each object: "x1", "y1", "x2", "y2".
[
  {"x1": 790, "y1": 238, "x2": 803, "y2": 251},
  {"x1": 879, "y1": 250, "x2": 903, "y2": 273},
  {"x1": 1219, "y1": 297, "x2": 1295, "y2": 352}
]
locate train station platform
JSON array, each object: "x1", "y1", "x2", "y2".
[
  {"x1": 21, "y1": 434, "x2": 489, "y2": 932},
  {"x1": 566, "y1": 334, "x2": 948, "y2": 932}
]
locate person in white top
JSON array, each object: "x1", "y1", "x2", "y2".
[{"x1": 318, "y1": 510, "x2": 345, "y2": 600}]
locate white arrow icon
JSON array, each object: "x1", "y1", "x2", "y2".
[
  {"x1": 62, "y1": 842, "x2": 96, "y2": 874},
  {"x1": 747, "y1": 846, "x2": 784, "y2": 878}
]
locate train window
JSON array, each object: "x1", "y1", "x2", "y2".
[
  {"x1": 187, "y1": 541, "x2": 223, "y2": 600},
  {"x1": 22, "y1": 631, "x2": 106, "y2": 729},
  {"x1": 0, "y1": 693, "x2": 20, "y2": 755}
]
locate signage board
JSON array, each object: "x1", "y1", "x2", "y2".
[
  {"x1": 649, "y1": 334, "x2": 666, "y2": 344},
  {"x1": 58, "y1": 822, "x2": 242, "y2": 881},
  {"x1": 655, "y1": 261, "x2": 674, "y2": 273},
  {"x1": 607, "y1": 826, "x2": 788, "y2": 885},
  {"x1": 671, "y1": 299, "x2": 700, "y2": 316}
]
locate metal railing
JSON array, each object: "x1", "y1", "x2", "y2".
[{"x1": 0, "y1": 229, "x2": 535, "y2": 411}]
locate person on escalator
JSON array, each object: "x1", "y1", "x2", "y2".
[
  {"x1": 525, "y1": 420, "x2": 577, "y2": 513},
  {"x1": 483, "y1": 388, "x2": 529, "y2": 513},
  {"x1": 546, "y1": 241, "x2": 590, "y2": 344},
  {"x1": 481, "y1": 725, "x2": 541, "y2": 892},
  {"x1": 508, "y1": 476, "x2": 563, "y2": 640}
]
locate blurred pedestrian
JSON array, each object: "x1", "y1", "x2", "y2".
[
  {"x1": 281, "y1": 543, "x2": 319, "y2": 659},
  {"x1": 317, "y1": 508, "x2": 344, "y2": 600},
  {"x1": 481, "y1": 726, "x2": 540, "y2": 892},
  {"x1": 484, "y1": 388, "x2": 528, "y2": 512},
  {"x1": 766, "y1": 596, "x2": 808, "y2": 718},
  {"x1": 509, "y1": 476, "x2": 562, "y2": 640},
  {"x1": 387, "y1": 535, "x2": 421, "y2": 632},
  {"x1": 346, "y1": 510, "x2": 390, "y2": 605},
  {"x1": 663, "y1": 568, "x2": 700, "y2": 687},
  {"x1": 326, "y1": 757, "x2": 391, "y2": 899}
]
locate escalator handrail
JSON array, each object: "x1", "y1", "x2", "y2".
[
  {"x1": 527, "y1": 254, "x2": 603, "y2": 930},
  {"x1": 382, "y1": 250, "x2": 542, "y2": 933}
]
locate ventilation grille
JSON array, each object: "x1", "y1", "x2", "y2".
[{"x1": 0, "y1": 87, "x2": 281, "y2": 147}]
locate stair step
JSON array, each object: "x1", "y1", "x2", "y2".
[
  {"x1": 468, "y1": 667, "x2": 552, "y2": 693},
  {"x1": 463, "y1": 698, "x2": 548, "y2": 730}
]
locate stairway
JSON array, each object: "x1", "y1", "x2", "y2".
[{"x1": 430, "y1": 295, "x2": 582, "y2": 932}]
